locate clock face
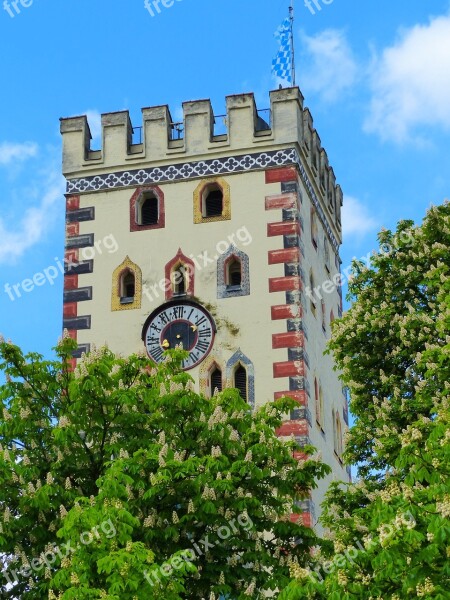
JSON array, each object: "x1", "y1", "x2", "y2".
[{"x1": 142, "y1": 301, "x2": 216, "y2": 370}]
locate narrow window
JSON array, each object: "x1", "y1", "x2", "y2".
[
  {"x1": 334, "y1": 412, "x2": 343, "y2": 458},
  {"x1": 120, "y1": 271, "x2": 135, "y2": 304},
  {"x1": 321, "y1": 300, "x2": 326, "y2": 331},
  {"x1": 141, "y1": 196, "x2": 159, "y2": 225},
  {"x1": 234, "y1": 365, "x2": 247, "y2": 401},
  {"x1": 309, "y1": 269, "x2": 317, "y2": 315},
  {"x1": 311, "y1": 210, "x2": 318, "y2": 249},
  {"x1": 332, "y1": 409, "x2": 337, "y2": 452},
  {"x1": 324, "y1": 238, "x2": 330, "y2": 271},
  {"x1": 319, "y1": 386, "x2": 324, "y2": 428},
  {"x1": 203, "y1": 185, "x2": 223, "y2": 218},
  {"x1": 172, "y1": 265, "x2": 186, "y2": 296},
  {"x1": 337, "y1": 414, "x2": 343, "y2": 456},
  {"x1": 227, "y1": 258, "x2": 242, "y2": 287},
  {"x1": 314, "y1": 378, "x2": 320, "y2": 423},
  {"x1": 315, "y1": 378, "x2": 324, "y2": 429},
  {"x1": 210, "y1": 367, "x2": 222, "y2": 395},
  {"x1": 136, "y1": 192, "x2": 159, "y2": 226}
]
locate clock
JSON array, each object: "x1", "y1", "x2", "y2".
[{"x1": 142, "y1": 300, "x2": 216, "y2": 370}]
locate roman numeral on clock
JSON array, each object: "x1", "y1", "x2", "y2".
[
  {"x1": 195, "y1": 339, "x2": 210, "y2": 353},
  {"x1": 159, "y1": 311, "x2": 171, "y2": 325},
  {"x1": 172, "y1": 306, "x2": 184, "y2": 319},
  {"x1": 150, "y1": 347, "x2": 164, "y2": 362},
  {"x1": 189, "y1": 351, "x2": 200, "y2": 363},
  {"x1": 199, "y1": 328, "x2": 212, "y2": 338}
]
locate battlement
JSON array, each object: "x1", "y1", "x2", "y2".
[{"x1": 60, "y1": 88, "x2": 342, "y2": 223}]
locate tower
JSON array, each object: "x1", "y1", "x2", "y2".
[{"x1": 60, "y1": 87, "x2": 350, "y2": 527}]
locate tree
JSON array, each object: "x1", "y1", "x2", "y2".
[
  {"x1": 280, "y1": 202, "x2": 450, "y2": 599},
  {"x1": 0, "y1": 338, "x2": 330, "y2": 599}
]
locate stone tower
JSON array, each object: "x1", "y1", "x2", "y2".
[{"x1": 60, "y1": 87, "x2": 350, "y2": 526}]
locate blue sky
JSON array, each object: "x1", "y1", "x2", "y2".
[{"x1": 1, "y1": 0, "x2": 450, "y2": 357}]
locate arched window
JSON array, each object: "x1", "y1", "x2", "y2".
[
  {"x1": 234, "y1": 365, "x2": 247, "y2": 401},
  {"x1": 321, "y1": 300, "x2": 326, "y2": 331},
  {"x1": 140, "y1": 194, "x2": 159, "y2": 226},
  {"x1": 330, "y1": 310, "x2": 335, "y2": 324},
  {"x1": 172, "y1": 264, "x2": 186, "y2": 297},
  {"x1": 194, "y1": 178, "x2": 231, "y2": 224},
  {"x1": 130, "y1": 186, "x2": 165, "y2": 232},
  {"x1": 217, "y1": 245, "x2": 250, "y2": 299},
  {"x1": 112, "y1": 256, "x2": 142, "y2": 312},
  {"x1": 203, "y1": 184, "x2": 223, "y2": 218},
  {"x1": 164, "y1": 249, "x2": 195, "y2": 301},
  {"x1": 199, "y1": 356, "x2": 225, "y2": 398},
  {"x1": 226, "y1": 258, "x2": 242, "y2": 287},
  {"x1": 210, "y1": 367, "x2": 223, "y2": 395},
  {"x1": 120, "y1": 271, "x2": 135, "y2": 303},
  {"x1": 311, "y1": 209, "x2": 318, "y2": 249},
  {"x1": 226, "y1": 350, "x2": 255, "y2": 408}
]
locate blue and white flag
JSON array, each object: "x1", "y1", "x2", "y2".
[{"x1": 272, "y1": 17, "x2": 292, "y2": 84}]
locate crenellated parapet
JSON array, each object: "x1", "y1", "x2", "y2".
[
  {"x1": 60, "y1": 87, "x2": 342, "y2": 233},
  {"x1": 60, "y1": 89, "x2": 307, "y2": 175},
  {"x1": 60, "y1": 115, "x2": 92, "y2": 175}
]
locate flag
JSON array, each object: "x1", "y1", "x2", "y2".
[{"x1": 271, "y1": 17, "x2": 292, "y2": 84}]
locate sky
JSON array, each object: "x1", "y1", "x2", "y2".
[{"x1": 1, "y1": 0, "x2": 450, "y2": 358}]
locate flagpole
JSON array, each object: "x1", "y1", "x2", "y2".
[{"x1": 289, "y1": 0, "x2": 296, "y2": 86}]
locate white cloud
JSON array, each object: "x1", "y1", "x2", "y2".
[
  {"x1": 0, "y1": 142, "x2": 38, "y2": 165},
  {"x1": 300, "y1": 29, "x2": 358, "y2": 102},
  {"x1": 0, "y1": 164, "x2": 65, "y2": 264},
  {"x1": 365, "y1": 14, "x2": 450, "y2": 142},
  {"x1": 342, "y1": 195, "x2": 378, "y2": 239}
]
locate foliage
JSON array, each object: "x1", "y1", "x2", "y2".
[
  {"x1": 280, "y1": 202, "x2": 450, "y2": 599},
  {"x1": 0, "y1": 339, "x2": 330, "y2": 599}
]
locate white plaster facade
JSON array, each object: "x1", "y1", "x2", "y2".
[{"x1": 60, "y1": 88, "x2": 350, "y2": 527}]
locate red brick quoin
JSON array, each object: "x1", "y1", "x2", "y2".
[
  {"x1": 66, "y1": 196, "x2": 80, "y2": 211},
  {"x1": 265, "y1": 166, "x2": 298, "y2": 184}
]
